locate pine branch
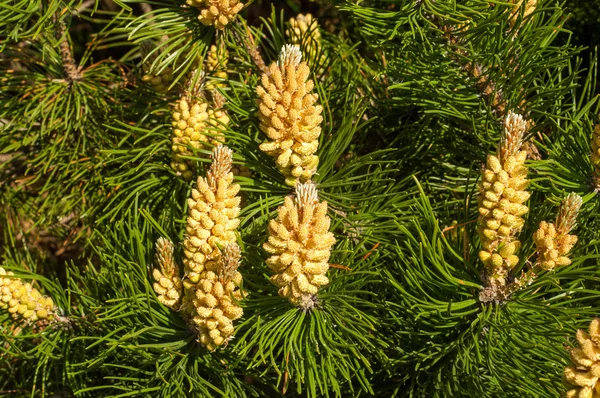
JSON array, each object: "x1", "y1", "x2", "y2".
[{"x1": 54, "y1": 20, "x2": 82, "y2": 82}]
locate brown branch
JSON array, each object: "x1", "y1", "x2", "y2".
[
  {"x1": 54, "y1": 20, "x2": 82, "y2": 82},
  {"x1": 235, "y1": 20, "x2": 268, "y2": 75},
  {"x1": 72, "y1": 0, "x2": 96, "y2": 15}
]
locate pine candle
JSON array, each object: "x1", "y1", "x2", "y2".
[
  {"x1": 285, "y1": 14, "x2": 321, "y2": 64},
  {"x1": 154, "y1": 145, "x2": 244, "y2": 350},
  {"x1": 204, "y1": 44, "x2": 229, "y2": 92},
  {"x1": 191, "y1": 243, "x2": 244, "y2": 351},
  {"x1": 181, "y1": 145, "x2": 240, "y2": 282}
]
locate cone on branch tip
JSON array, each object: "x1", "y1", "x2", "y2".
[
  {"x1": 205, "y1": 44, "x2": 229, "y2": 92},
  {"x1": 256, "y1": 45, "x2": 323, "y2": 187},
  {"x1": 140, "y1": 40, "x2": 174, "y2": 93},
  {"x1": 170, "y1": 95, "x2": 229, "y2": 181},
  {"x1": 155, "y1": 146, "x2": 243, "y2": 350},
  {"x1": 152, "y1": 238, "x2": 183, "y2": 309},
  {"x1": 565, "y1": 318, "x2": 600, "y2": 398},
  {"x1": 191, "y1": 242, "x2": 245, "y2": 350},
  {"x1": 181, "y1": 145, "x2": 243, "y2": 349},
  {"x1": 477, "y1": 111, "x2": 530, "y2": 289},
  {"x1": 533, "y1": 193, "x2": 581, "y2": 271},
  {"x1": 263, "y1": 182, "x2": 335, "y2": 309},
  {"x1": 181, "y1": 145, "x2": 241, "y2": 287},
  {"x1": 0, "y1": 267, "x2": 56, "y2": 323},
  {"x1": 187, "y1": 0, "x2": 244, "y2": 30},
  {"x1": 285, "y1": 14, "x2": 321, "y2": 64}
]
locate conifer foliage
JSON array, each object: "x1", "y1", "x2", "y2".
[{"x1": 1, "y1": 0, "x2": 600, "y2": 397}]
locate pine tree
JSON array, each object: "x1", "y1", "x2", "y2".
[{"x1": 0, "y1": 0, "x2": 599, "y2": 397}]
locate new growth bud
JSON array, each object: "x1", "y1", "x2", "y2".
[
  {"x1": 191, "y1": 243, "x2": 245, "y2": 351},
  {"x1": 285, "y1": 14, "x2": 321, "y2": 65},
  {"x1": 182, "y1": 145, "x2": 241, "y2": 277},
  {"x1": 155, "y1": 146, "x2": 244, "y2": 350},
  {"x1": 204, "y1": 44, "x2": 229, "y2": 92}
]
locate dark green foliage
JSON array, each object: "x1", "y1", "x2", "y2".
[{"x1": 1, "y1": 0, "x2": 600, "y2": 397}]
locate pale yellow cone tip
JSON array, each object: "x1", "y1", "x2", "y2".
[
  {"x1": 278, "y1": 44, "x2": 303, "y2": 67},
  {"x1": 295, "y1": 182, "x2": 319, "y2": 208},
  {"x1": 155, "y1": 237, "x2": 175, "y2": 270},
  {"x1": 557, "y1": 193, "x2": 583, "y2": 235},
  {"x1": 209, "y1": 145, "x2": 233, "y2": 181},
  {"x1": 218, "y1": 243, "x2": 242, "y2": 284},
  {"x1": 501, "y1": 111, "x2": 527, "y2": 159}
]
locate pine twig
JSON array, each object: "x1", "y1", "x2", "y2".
[
  {"x1": 235, "y1": 20, "x2": 268, "y2": 75},
  {"x1": 54, "y1": 20, "x2": 82, "y2": 82},
  {"x1": 72, "y1": 0, "x2": 96, "y2": 15}
]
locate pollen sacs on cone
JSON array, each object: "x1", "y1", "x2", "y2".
[
  {"x1": 140, "y1": 40, "x2": 174, "y2": 93},
  {"x1": 191, "y1": 243, "x2": 245, "y2": 351},
  {"x1": 155, "y1": 145, "x2": 244, "y2": 350},
  {"x1": 0, "y1": 267, "x2": 56, "y2": 323},
  {"x1": 182, "y1": 145, "x2": 241, "y2": 286},
  {"x1": 204, "y1": 44, "x2": 229, "y2": 92},
  {"x1": 170, "y1": 96, "x2": 227, "y2": 181},
  {"x1": 186, "y1": 0, "x2": 244, "y2": 30},
  {"x1": 477, "y1": 111, "x2": 530, "y2": 288},
  {"x1": 152, "y1": 237, "x2": 183, "y2": 309},
  {"x1": 533, "y1": 193, "x2": 581, "y2": 271},
  {"x1": 263, "y1": 182, "x2": 335, "y2": 309},
  {"x1": 565, "y1": 318, "x2": 600, "y2": 398},
  {"x1": 256, "y1": 45, "x2": 323, "y2": 187},
  {"x1": 285, "y1": 14, "x2": 321, "y2": 65}
]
